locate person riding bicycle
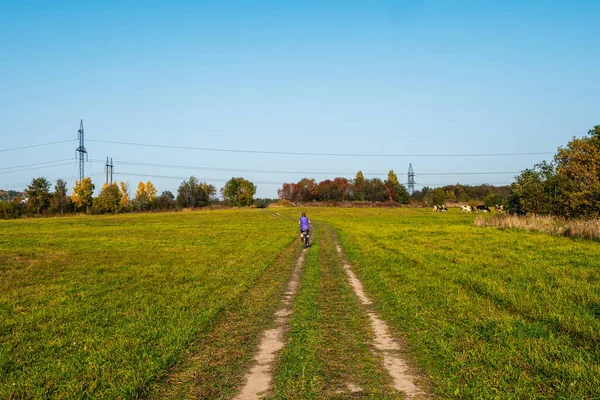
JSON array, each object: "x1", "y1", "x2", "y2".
[{"x1": 299, "y1": 212, "x2": 311, "y2": 242}]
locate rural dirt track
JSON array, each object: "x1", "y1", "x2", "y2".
[
  {"x1": 233, "y1": 249, "x2": 306, "y2": 399},
  {"x1": 234, "y1": 227, "x2": 430, "y2": 399},
  {"x1": 336, "y1": 243, "x2": 428, "y2": 399}
]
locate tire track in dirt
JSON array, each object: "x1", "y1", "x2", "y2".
[
  {"x1": 233, "y1": 249, "x2": 306, "y2": 399},
  {"x1": 335, "y1": 243, "x2": 429, "y2": 399}
]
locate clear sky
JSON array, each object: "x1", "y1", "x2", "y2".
[{"x1": 1, "y1": 0, "x2": 599, "y2": 198}]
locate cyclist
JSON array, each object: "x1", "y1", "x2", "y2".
[{"x1": 299, "y1": 212, "x2": 311, "y2": 247}]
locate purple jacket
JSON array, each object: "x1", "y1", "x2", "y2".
[{"x1": 299, "y1": 216, "x2": 310, "y2": 230}]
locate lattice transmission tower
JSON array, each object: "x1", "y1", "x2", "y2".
[
  {"x1": 408, "y1": 163, "x2": 415, "y2": 195},
  {"x1": 75, "y1": 119, "x2": 88, "y2": 182}
]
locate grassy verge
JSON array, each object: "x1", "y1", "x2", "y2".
[
  {"x1": 278, "y1": 207, "x2": 600, "y2": 398},
  {"x1": 475, "y1": 213, "x2": 600, "y2": 240},
  {"x1": 149, "y1": 238, "x2": 303, "y2": 399},
  {"x1": 269, "y1": 223, "x2": 399, "y2": 399},
  {"x1": 0, "y1": 210, "x2": 296, "y2": 398}
]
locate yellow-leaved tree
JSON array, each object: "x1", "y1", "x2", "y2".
[
  {"x1": 119, "y1": 182, "x2": 131, "y2": 211},
  {"x1": 72, "y1": 177, "x2": 95, "y2": 213},
  {"x1": 134, "y1": 181, "x2": 157, "y2": 210},
  {"x1": 146, "y1": 181, "x2": 157, "y2": 201}
]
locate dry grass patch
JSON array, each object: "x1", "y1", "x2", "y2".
[{"x1": 475, "y1": 214, "x2": 600, "y2": 240}]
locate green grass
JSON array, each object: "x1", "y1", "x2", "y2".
[
  {"x1": 0, "y1": 210, "x2": 296, "y2": 399},
  {"x1": 3, "y1": 207, "x2": 600, "y2": 399},
  {"x1": 283, "y1": 207, "x2": 600, "y2": 399},
  {"x1": 269, "y1": 223, "x2": 399, "y2": 399},
  {"x1": 149, "y1": 234, "x2": 302, "y2": 399}
]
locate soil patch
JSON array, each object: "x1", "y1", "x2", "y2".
[
  {"x1": 336, "y1": 245, "x2": 428, "y2": 399},
  {"x1": 234, "y1": 250, "x2": 306, "y2": 399}
]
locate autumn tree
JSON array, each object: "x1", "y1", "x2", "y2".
[
  {"x1": 119, "y1": 182, "x2": 131, "y2": 211},
  {"x1": 352, "y1": 171, "x2": 366, "y2": 201},
  {"x1": 296, "y1": 178, "x2": 317, "y2": 202},
  {"x1": 51, "y1": 178, "x2": 71, "y2": 214},
  {"x1": 134, "y1": 181, "x2": 158, "y2": 211},
  {"x1": 317, "y1": 179, "x2": 334, "y2": 201},
  {"x1": 553, "y1": 126, "x2": 600, "y2": 218},
  {"x1": 25, "y1": 177, "x2": 51, "y2": 214},
  {"x1": 277, "y1": 183, "x2": 293, "y2": 201},
  {"x1": 507, "y1": 126, "x2": 600, "y2": 217},
  {"x1": 385, "y1": 170, "x2": 409, "y2": 204},
  {"x1": 72, "y1": 177, "x2": 95, "y2": 213},
  {"x1": 331, "y1": 177, "x2": 350, "y2": 201}
]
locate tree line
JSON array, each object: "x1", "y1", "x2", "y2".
[
  {"x1": 278, "y1": 170, "x2": 411, "y2": 204},
  {"x1": 506, "y1": 125, "x2": 600, "y2": 218},
  {"x1": 6, "y1": 124, "x2": 597, "y2": 220},
  {"x1": 277, "y1": 170, "x2": 510, "y2": 206},
  {"x1": 0, "y1": 176, "x2": 260, "y2": 219}
]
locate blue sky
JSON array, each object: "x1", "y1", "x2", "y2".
[{"x1": 1, "y1": 0, "x2": 599, "y2": 198}]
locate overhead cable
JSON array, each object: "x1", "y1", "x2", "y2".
[
  {"x1": 114, "y1": 172, "x2": 284, "y2": 185},
  {"x1": 0, "y1": 161, "x2": 77, "y2": 175},
  {"x1": 90, "y1": 158, "x2": 519, "y2": 176},
  {"x1": 0, "y1": 158, "x2": 75, "y2": 171},
  {"x1": 88, "y1": 139, "x2": 553, "y2": 158},
  {"x1": 0, "y1": 139, "x2": 77, "y2": 153}
]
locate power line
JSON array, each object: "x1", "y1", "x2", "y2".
[
  {"x1": 414, "y1": 182, "x2": 512, "y2": 187},
  {"x1": 0, "y1": 161, "x2": 77, "y2": 175},
  {"x1": 87, "y1": 139, "x2": 553, "y2": 158},
  {"x1": 0, "y1": 139, "x2": 76, "y2": 153},
  {"x1": 114, "y1": 172, "x2": 511, "y2": 188},
  {"x1": 0, "y1": 158, "x2": 75, "y2": 171},
  {"x1": 89, "y1": 158, "x2": 520, "y2": 176},
  {"x1": 114, "y1": 172, "x2": 284, "y2": 185}
]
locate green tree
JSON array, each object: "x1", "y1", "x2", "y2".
[
  {"x1": 94, "y1": 183, "x2": 123, "y2": 214},
  {"x1": 51, "y1": 178, "x2": 71, "y2": 214},
  {"x1": 25, "y1": 177, "x2": 51, "y2": 214},
  {"x1": 483, "y1": 193, "x2": 501, "y2": 207},
  {"x1": 156, "y1": 191, "x2": 176, "y2": 210},
  {"x1": 425, "y1": 187, "x2": 448, "y2": 206},
  {"x1": 72, "y1": 177, "x2": 95, "y2": 213},
  {"x1": 177, "y1": 176, "x2": 216, "y2": 208},
  {"x1": 506, "y1": 166, "x2": 558, "y2": 215},
  {"x1": 363, "y1": 178, "x2": 388, "y2": 202},
  {"x1": 221, "y1": 177, "x2": 256, "y2": 206}
]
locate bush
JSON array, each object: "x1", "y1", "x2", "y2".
[
  {"x1": 254, "y1": 198, "x2": 275, "y2": 208},
  {"x1": 0, "y1": 201, "x2": 22, "y2": 219}
]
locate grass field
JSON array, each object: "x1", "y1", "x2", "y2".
[
  {"x1": 0, "y1": 210, "x2": 297, "y2": 399},
  {"x1": 292, "y1": 208, "x2": 600, "y2": 399},
  {"x1": 2, "y1": 207, "x2": 600, "y2": 398}
]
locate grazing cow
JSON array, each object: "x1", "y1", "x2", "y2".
[
  {"x1": 434, "y1": 204, "x2": 448, "y2": 212},
  {"x1": 495, "y1": 204, "x2": 504, "y2": 212},
  {"x1": 476, "y1": 205, "x2": 491, "y2": 212},
  {"x1": 460, "y1": 205, "x2": 472, "y2": 213}
]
